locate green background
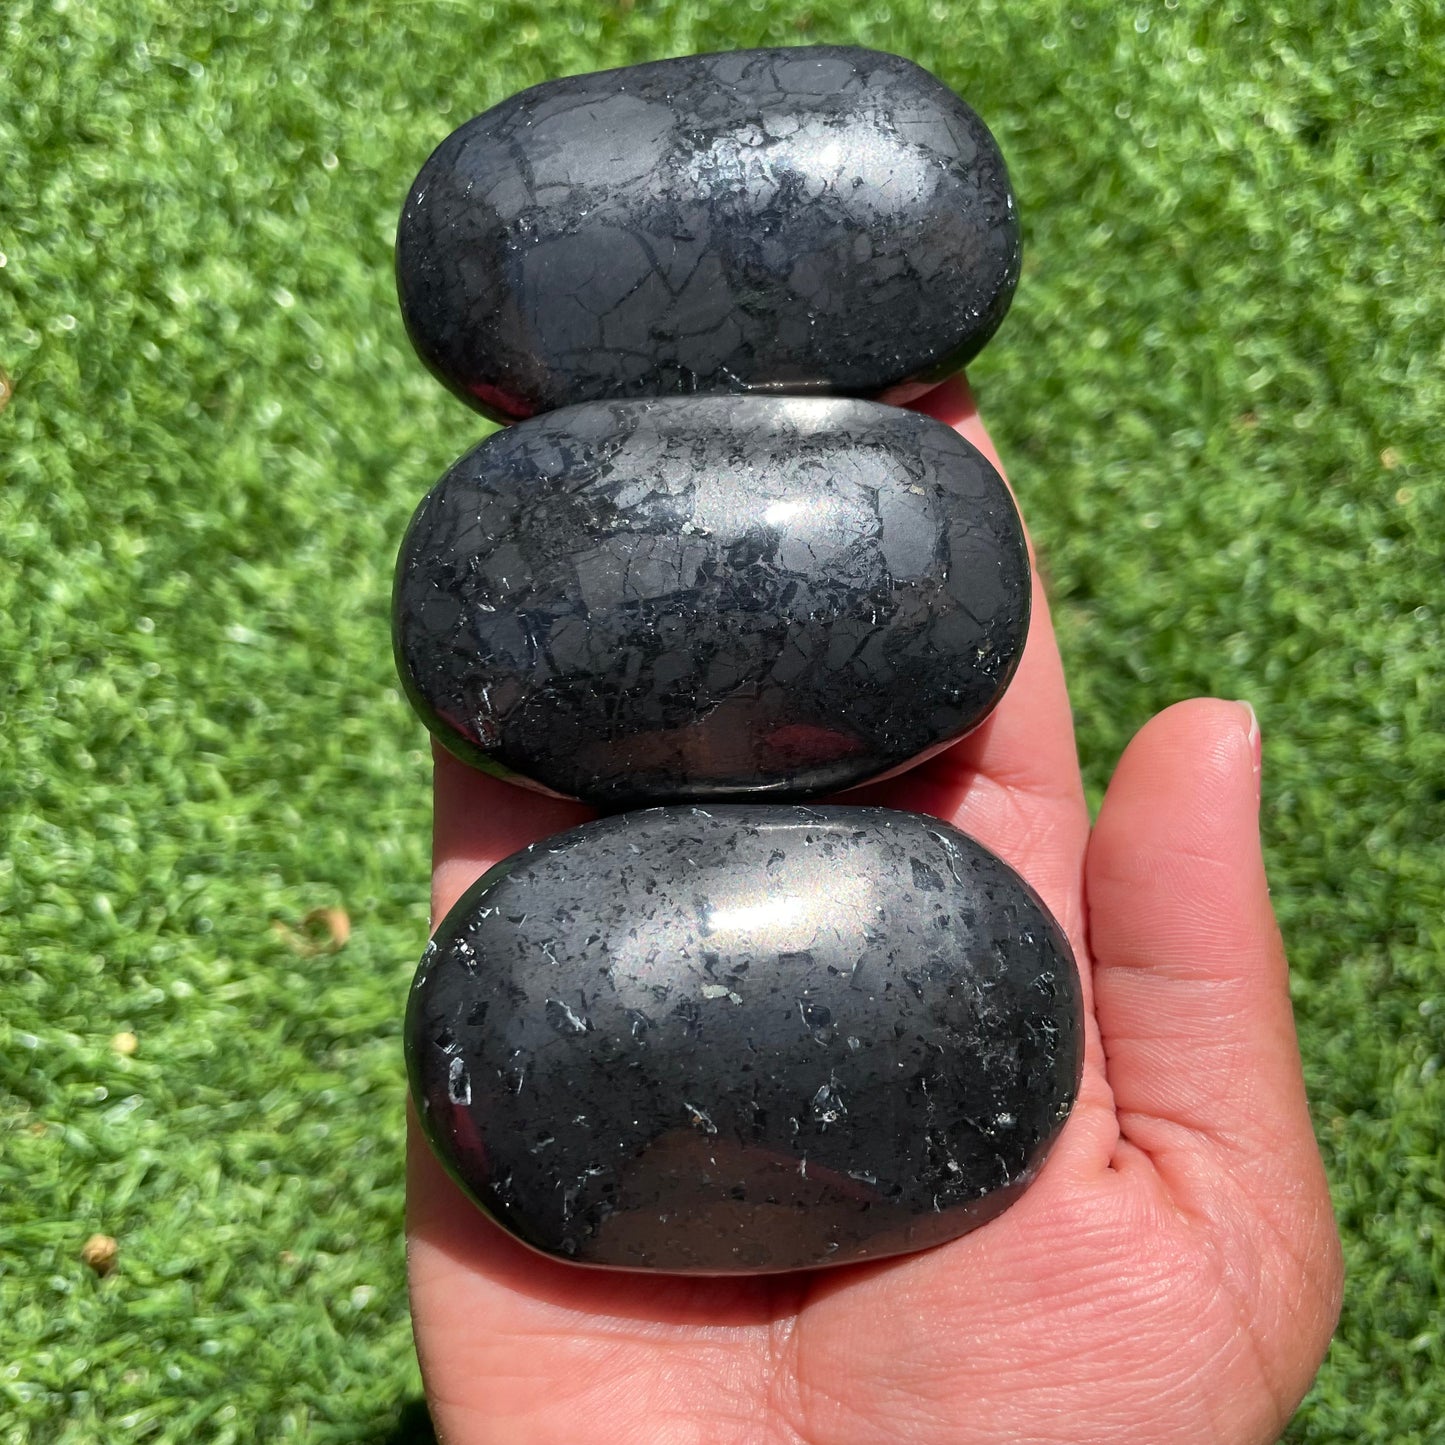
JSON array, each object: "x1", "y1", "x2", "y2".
[{"x1": 2, "y1": 0, "x2": 1440, "y2": 1439}]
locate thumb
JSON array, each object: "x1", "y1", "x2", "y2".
[{"x1": 1086, "y1": 699, "x2": 1322, "y2": 1175}]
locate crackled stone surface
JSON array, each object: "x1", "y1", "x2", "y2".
[
  {"x1": 393, "y1": 396, "x2": 1029, "y2": 807},
  {"x1": 396, "y1": 46, "x2": 1021, "y2": 421},
  {"x1": 408, "y1": 805, "x2": 1081, "y2": 1273}
]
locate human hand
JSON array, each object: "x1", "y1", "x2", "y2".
[{"x1": 406, "y1": 377, "x2": 1342, "y2": 1445}]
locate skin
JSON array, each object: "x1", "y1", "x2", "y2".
[{"x1": 407, "y1": 377, "x2": 1344, "y2": 1445}]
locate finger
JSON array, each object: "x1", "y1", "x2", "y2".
[
  {"x1": 1086, "y1": 698, "x2": 1342, "y2": 1386},
  {"x1": 860, "y1": 374, "x2": 1089, "y2": 879},
  {"x1": 431, "y1": 745, "x2": 593, "y2": 923},
  {"x1": 1087, "y1": 699, "x2": 1324, "y2": 1171}
]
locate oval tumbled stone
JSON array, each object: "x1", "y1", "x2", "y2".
[
  {"x1": 408, "y1": 805, "x2": 1082, "y2": 1273},
  {"x1": 393, "y1": 395, "x2": 1030, "y2": 807},
  {"x1": 396, "y1": 46, "x2": 1021, "y2": 421}
]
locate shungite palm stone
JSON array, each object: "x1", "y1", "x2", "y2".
[
  {"x1": 407, "y1": 805, "x2": 1082, "y2": 1273},
  {"x1": 393, "y1": 395, "x2": 1029, "y2": 807},
  {"x1": 396, "y1": 46, "x2": 1021, "y2": 421}
]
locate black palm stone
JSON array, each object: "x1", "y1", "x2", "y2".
[
  {"x1": 406, "y1": 806, "x2": 1083, "y2": 1273},
  {"x1": 396, "y1": 46, "x2": 1021, "y2": 421},
  {"x1": 393, "y1": 396, "x2": 1030, "y2": 808}
]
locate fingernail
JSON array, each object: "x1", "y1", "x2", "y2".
[{"x1": 1234, "y1": 700, "x2": 1262, "y2": 795}]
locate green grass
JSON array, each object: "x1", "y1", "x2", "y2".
[{"x1": 1, "y1": 0, "x2": 1441, "y2": 1439}]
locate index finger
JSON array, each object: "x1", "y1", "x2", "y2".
[
  {"x1": 842, "y1": 376, "x2": 1089, "y2": 931},
  {"x1": 431, "y1": 755, "x2": 593, "y2": 924}
]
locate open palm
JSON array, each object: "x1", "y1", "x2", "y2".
[{"x1": 407, "y1": 378, "x2": 1341, "y2": 1445}]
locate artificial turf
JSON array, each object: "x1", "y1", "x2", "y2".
[{"x1": 1, "y1": 0, "x2": 1441, "y2": 1439}]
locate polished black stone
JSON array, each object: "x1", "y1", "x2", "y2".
[
  {"x1": 393, "y1": 395, "x2": 1029, "y2": 807},
  {"x1": 407, "y1": 805, "x2": 1082, "y2": 1273},
  {"x1": 396, "y1": 47, "x2": 1021, "y2": 421}
]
